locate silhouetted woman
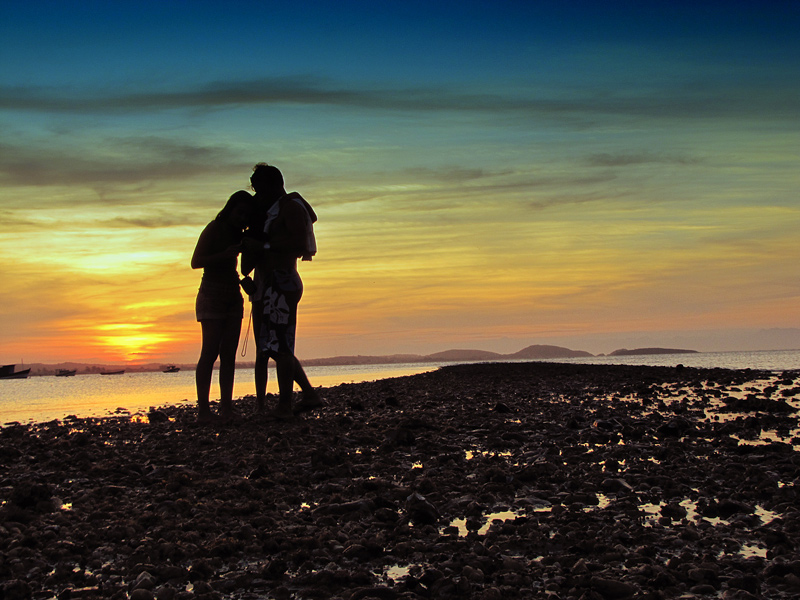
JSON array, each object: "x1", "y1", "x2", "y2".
[{"x1": 191, "y1": 190, "x2": 253, "y2": 422}]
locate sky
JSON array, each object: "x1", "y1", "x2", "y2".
[{"x1": 1, "y1": 0, "x2": 799, "y2": 365}]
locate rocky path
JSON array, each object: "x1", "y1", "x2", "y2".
[{"x1": 2, "y1": 362, "x2": 799, "y2": 599}]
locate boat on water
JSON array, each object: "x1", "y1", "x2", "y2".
[
  {"x1": 99, "y1": 370, "x2": 125, "y2": 375},
  {"x1": 0, "y1": 364, "x2": 30, "y2": 379},
  {"x1": 163, "y1": 365, "x2": 181, "y2": 373},
  {"x1": 56, "y1": 369, "x2": 77, "y2": 377}
]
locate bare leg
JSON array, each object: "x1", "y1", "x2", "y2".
[
  {"x1": 292, "y1": 357, "x2": 324, "y2": 412},
  {"x1": 252, "y1": 301, "x2": 268, "y2": 411},
  {"x1": 196, "y1": 320, "x2": 225, "y2": 423},
  {"x1": 292, "y1": 356, "x2": 313, "y2": 392},
  {"x1": 218, "y1": 315, "x2": 242, "y2": 420},
  {"x1": 274, "y1": 352, "x2": 295, "y2": 418}
]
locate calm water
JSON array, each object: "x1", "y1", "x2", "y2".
[
  {"x1": 0, "y1": 363, "x2": 443, "y2": 424},
  {"x1": 1, "y1": 350, "x2": 798, "y2": 424}
]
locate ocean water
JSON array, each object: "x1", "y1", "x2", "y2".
[
  {"x1": 0, "y1": 362, "x2": 443, "y2": 425},
  {"x1": 1, "y1": 349, "x2": 798, "y2": 425},
  {"x1": 540, "y1": 349, "x2": 800, "y2": 371}
]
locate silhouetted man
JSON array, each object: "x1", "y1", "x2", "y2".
[{"x1": 242, "y1": 163, "x2": 322, "y2": 418}]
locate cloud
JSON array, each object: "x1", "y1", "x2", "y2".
[
  {"x1": 1, "y1": 77, "x2": 797, "y2": 123},
  {"x1": 585, "y1": 152, "x2": 702, "y2": 168},
  {"x1": 0, "y1": 137, "x2": 243, "y2": 188},
  {"x1": 103, "y1": 214, "x2": 199, "y2": 229}
]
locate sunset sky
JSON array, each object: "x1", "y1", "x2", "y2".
[{"x1": 1, "y1": 0, "x2": 799, "y2": 365}]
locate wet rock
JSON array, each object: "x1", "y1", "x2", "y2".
[
  {"x1": 660, "y1": 502, "x2": 688, "y2": 521},
  {"x1": 703, "y1": 499, "x2": 756, "y2": 519},
  {"x1": 155, "y1": 584, "x2": 178, "y2": 600},
  {"x1": 1, "y1": 580, "x2": 32, "y2": 600},
  {"x1": 131, "y1": 571, "x2": 156, "y2": 590},
  {"x1": 10, "y1": 480, "x2": 53, "y2": 510},
  {"x1": 601, "y1": 478, "x2": 634, "y2": 493},
  {"x1": 590, "y1": 576, "x2": 638, "y2": 599},
  {"x1": 405, "y1": 492, "x2": 439, "y2": 525},
  {"x1": 147, "y1": 410, "x2": 169, "y2": 424}
]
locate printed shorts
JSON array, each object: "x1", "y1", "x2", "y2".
[{"x1": 259, "y1": 269, "x2": 303, "y2": 356}]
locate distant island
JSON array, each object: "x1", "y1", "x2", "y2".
[
  {"x1": 303, "y1": 344, "x2": 593, "y2": 367},
  {"x1": 17, "y1": 344, "x2": 700, "y2": 376},
  {"x1": 608, "y1": 347, "x2": 699, "y2": 356}
]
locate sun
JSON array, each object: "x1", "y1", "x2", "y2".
[{"x1": 95, "y1": 324, "x2": 174, "y2": 363}]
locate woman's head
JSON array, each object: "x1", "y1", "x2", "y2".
[{"x1": 216, "y1": 190, "x2": 253, "y2": 229}]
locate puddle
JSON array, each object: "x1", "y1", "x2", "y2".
[
  {"x1": 739, "y1": 543, "x2": 769, "y2": 559},
  {"x1": 441, "y1": 509, "x2": 522, "y2": 537},
  {"x1": 465, "y1": 449, "x2": 513, "y2": 461},
  {"x1": 385, "y1": 564, "x2": 411, "y2": 581},
  {"x1": 381, "y1": 563, "x2": 424, "y2": 583},
  {"x1": 637, "y1": 498, "x2": 780, "y2": 528}
]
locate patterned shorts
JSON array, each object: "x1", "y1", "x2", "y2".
[{"x1": 259, "y1": 269, "x2": 303, "y2": 356}]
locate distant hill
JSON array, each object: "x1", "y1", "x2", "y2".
[
  {"x1": 427, "y1": 345, "x2": 592, "y2": 361},
  {"x1": 609, "y1": 347, "x2": 698, "y2": 356},
  {"x1": 508, "y1": 344, "x2": 593, "y2": 359},
  {"x1": 23, "y1": 344, "x2": 704, "y2": 375},
  {"x1": 425, "y1": 349, "x2": 504, "y2": 361}
]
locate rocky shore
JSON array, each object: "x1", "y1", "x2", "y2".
[{"x1": 2, "y1": 362, "x2": 799, "y2": 599}]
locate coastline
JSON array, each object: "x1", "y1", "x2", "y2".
[
  {"x1": 2, "y1": 362, "x2": 799, "y2": 599},
  {"x1": 8, "y1": 345, "x2": 704, "y2": 377}
]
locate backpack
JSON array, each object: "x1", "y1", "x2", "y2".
[{"x1": 277, "y1": 192, "x2": 317, "y2": 261}]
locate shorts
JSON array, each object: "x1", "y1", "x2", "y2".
[
  {"x1": 259, "y1": 269, "x2": 303, "y2": 357},
  {"x1": 195, "y1": 282, "x2": 244, "y2": 321}
]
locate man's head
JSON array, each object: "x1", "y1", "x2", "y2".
[{"x1": 250, "y1": 163, "x2": 284, "y2": 198}]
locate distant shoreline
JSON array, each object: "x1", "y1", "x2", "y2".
[{"x1": 10, "y1": 346, "x2": 700, "y2": 377}]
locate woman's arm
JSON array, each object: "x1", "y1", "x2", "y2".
[{"x1": 191, "y1": 222, "x2": 241, "y2": 269}]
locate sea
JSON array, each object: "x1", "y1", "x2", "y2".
[{"x1": 1, "y1": 349, "x2": 799, "y2": 425}]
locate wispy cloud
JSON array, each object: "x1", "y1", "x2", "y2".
[
  {"x1": 585, "y1": 152, "x2": 703, "y2": 168},
  {"x1": 2, "y1": 77, "x2": 797, "y2": 122},
  {"x1": 0, "y1": 138, "x2": 243, "y2": 188}
]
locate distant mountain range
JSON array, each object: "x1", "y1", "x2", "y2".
[{"x1": 16, "y1": 345, "x2": 698, "y2": 375}]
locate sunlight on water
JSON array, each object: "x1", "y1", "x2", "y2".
[
  {"x1": 2, "y1": 349, "x2": 798, "y2": 424},
  {"x1": 543, "y1": 349, "x2": 800, "y2": 371},
  {"x1": 0, "y1": 363, "x2": 440, "y2": 424}
]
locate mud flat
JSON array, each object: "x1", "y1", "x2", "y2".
[{"x1": 2, "y1": 362, "x2": 800, "y2": 599}]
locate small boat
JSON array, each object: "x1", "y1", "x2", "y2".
[
  {"x1": 99, "y1": 370, "x2": 125, "y2": 375},
  {"x1": 56, "y1": 369, "x2": 77, "y2": 377},
  {"x1": 162, "y1": 365, "x2": 180, "y2": 373},
  {"x1": 0, "y1": 364, "x2": 30, "y2": 379}
]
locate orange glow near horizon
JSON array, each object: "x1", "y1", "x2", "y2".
[{"x1": 2, "y1": 179, "x2": 798, "y2": 365}]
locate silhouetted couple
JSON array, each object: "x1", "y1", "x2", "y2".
[{"x1": 191, "y1": 164, "x2": 322, "y2": 423}]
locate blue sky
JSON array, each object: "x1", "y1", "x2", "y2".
[{"x1": 1, "y1": 1, "x2": 799, "y2": 363}]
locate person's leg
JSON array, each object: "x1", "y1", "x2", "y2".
[
  {"x1": 196, "y1": 320, "x2": 224, "y2": 422},
  {"x1": 283, "y1": 275, "x2": 323, "y2": 412},
  {"x1": 218, "y1": 315, "x2": 242, "y2": 419},
  {"x1": 292, "y1": 357, "x2": 324, "y2": 412},
  {"x1": 274, "y1": 351, "x2": 295, "y2": 418},
  {"x1": 252, "y1": 301, "x2": 268, "y2": 411}
]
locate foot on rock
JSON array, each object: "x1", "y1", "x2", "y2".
[{"x1": 294, "y1": 390, "x2": 326, "y2": 413}]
